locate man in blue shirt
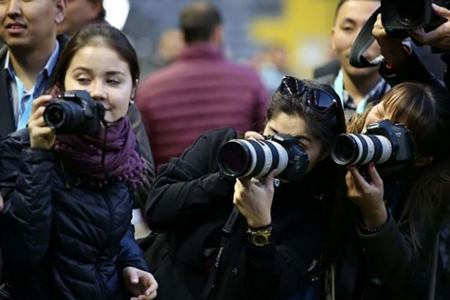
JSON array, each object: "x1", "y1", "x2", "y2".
[
  {"x1": 315, "y1": 0, "x2": 389, "y2": 122},
  {"x1": 0, "y1": 0, "x2": 66, "y2": 138}
]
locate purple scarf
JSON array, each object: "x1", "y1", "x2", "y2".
[{"x1": 53, "y1": 116, "x2": 146, "y2": 188}]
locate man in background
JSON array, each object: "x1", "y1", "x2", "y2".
[
  {"x1": 57, "y1": 0, "x2": 105, "y2": 35},
  {"x1": 315, "y1": 0, "x2": 388, "y2": 121},
  {"x1": 137, "y1": 2, "x2": 268, "y2": 171},
  {"x1": 0, "y1": 0, "x2": 66, "y2": 139}
]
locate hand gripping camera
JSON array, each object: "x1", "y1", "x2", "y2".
[
  {"x1": 217, "y1": 134, "x2": 309, "y2": 182},
  {"x1": 331, "y1": 120, "x2": 415, "y2": 167},
  {"x1": 43, "y1": 90, "x2": 106, "y2": 135}
]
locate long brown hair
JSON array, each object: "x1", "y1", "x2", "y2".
[{"x1": 350, "y1": 82, "x2": 450, "y2": 249}]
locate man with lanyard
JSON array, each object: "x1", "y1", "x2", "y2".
[
  {"x1": 0, "y1": 1, "x2": 66, "y2": 290},
  {"x1": 316, "y1": 0, "x2": 389, "y2": 122},
  {"x1": 0, "y1": 0, "x2": 67, "y2": 139}
]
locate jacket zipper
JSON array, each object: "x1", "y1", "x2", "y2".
[{"x1": 97, "y1": 191, "x2": 114, "y2": 300}]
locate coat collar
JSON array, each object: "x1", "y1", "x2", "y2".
[{"x1": 178, "y1": 43, "x2": 224, "y2": 61}]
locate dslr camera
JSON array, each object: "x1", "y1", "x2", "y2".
[
  {"x1": 382, "y1": 0, "x2": 450, "y2": 33},
  {"x1": 217, "y1": 134, "x2": 309, "y2": 182},
  {"x1": 43, "y1": 90, "x2": 105, "y2": 135},
  {"x1": 331, "y1": 120, "x2": 415, "y2": 167}
]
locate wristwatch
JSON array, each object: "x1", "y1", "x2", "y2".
[{"x1": 247, "y1": 226, "x2": 272, "y2": 247}]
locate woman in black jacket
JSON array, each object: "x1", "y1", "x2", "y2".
[
  {"x1": 0, "y1": 25, "x2": 157, "y2": 300},
  {"x1": 324, "y1": 82, "x2": 450, "y2": 299},
  {"x1": 143, "y1": 77, "x2": 347, "y2": 300}
]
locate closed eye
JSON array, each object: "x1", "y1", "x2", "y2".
[
  {"x1": 107, "y1": 79, "x2": 121, "y2": 85},
  {"x1": 77, "y1": 78, "x2": 91, "y2": 84}
]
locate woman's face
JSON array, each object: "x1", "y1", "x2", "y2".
[
  {"x1": 263, "y1": 112, "x2": 324, "y2": 174},
  {"x1": 362, "y1": 101, "x2": 406, "y2": 132},
  {"x1": 64, "y1": 43, "x2": 134, "y2": 122}
]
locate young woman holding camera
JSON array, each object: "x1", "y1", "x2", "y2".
[
  {"x1": 0, "y1": 25, "x2": 157, "y2": 300},
  {"x1": 143, "y1": 76, "x2": 346, "y2": 300},
  {"x1": 323, "y1": 82, "x2": 450, "y2": 299}
]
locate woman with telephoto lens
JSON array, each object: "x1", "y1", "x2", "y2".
[
  {"x1": 0, "y1": 25, "x2": 158, "y2": 300},
  {"x1": 142, "y1": 76, "x2": 346, "y2": 300},
  {"x1": 317, "y1": 82, "x2": 450, "y2": 300}
]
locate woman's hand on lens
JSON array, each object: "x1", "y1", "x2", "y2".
[
  {"x1": 409, "y1": 4, "x2": 450, "y2": 50},
  {"x1": 372, "y1": 13, "x2": 409, "y2": 69},
  {"x1": 29, "y1": 95, "x2": 55, "y2": 150},
  {"x1": 123, "y1": 267, "x2": 158, "y2": 300},
  {"x1": 346, "y1": 163, "x2": 388, "y2": 228},
  {"x1": 244, "y1": 131, "x2": 264, "y2": 140},
  {"x1": 233, "y1": 169, "x2": 277, "y2": 228}
]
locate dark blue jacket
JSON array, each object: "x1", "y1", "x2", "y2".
[{"x1": 0, "y1": 129, "x2": 148, "y2": 300}]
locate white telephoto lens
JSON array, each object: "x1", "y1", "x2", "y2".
[
  {"x1": 254, "y1": 140, "x2": 274, "y2": 179},
  {"x1": 271, "y1": 141, "x2": 289, "y2": 176},
  {"x1": 349, "y1": 134, "x2": 364, "y2": 166},
  {"x1": 374, "y1": 135, "x2": 392, "y2": 164},
  {"x1": 239, "y1": 140, "x2": 258, "y2": 178},
  {"x1": 359, "y1": 134, "x2": 376, "y2": 165}
]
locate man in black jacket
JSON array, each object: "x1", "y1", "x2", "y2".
[
  {"x1": 0, "y1": 0, "x2": 66, "y2": 140},
  {"x1": 315, "y1": 0, "x2": 389, "y2": 122}
]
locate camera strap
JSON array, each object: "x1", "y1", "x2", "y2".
[
  {"x1": 349, "y1": 7, "x2": 384, "y2": 68},
  {"x1": 203, "y1": 206, "x2": 242, "y2": 300}
]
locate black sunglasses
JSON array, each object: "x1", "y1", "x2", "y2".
[{"x1": 278, "y1": 76, "x2": 339, "y2": 113}]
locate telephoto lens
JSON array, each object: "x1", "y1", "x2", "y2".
[
  {"x1": 217, "y1": 138, "x2": 289, "y2": 179},
  {"x1": 331, "y1": 133, "x2": 393, "y2": 167}
]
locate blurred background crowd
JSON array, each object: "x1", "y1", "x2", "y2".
[{"x1": 108, "y1": 0, "x2": 338, "y2": 88}]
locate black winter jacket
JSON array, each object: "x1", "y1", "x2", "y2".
[
  {"x1": 0, "y1": 129, "x2": 148, "y2": 300},
  {"x1": 144, "y1": 127, "x2": 340, "y2": 300}
]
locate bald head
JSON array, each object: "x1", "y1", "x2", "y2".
[{"x1": 179, "y1": 2, "x2": 222, "y2": 44}]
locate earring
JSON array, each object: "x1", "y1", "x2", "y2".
[{"x1": 130, "y1": 98, "x2": 135, "y2": 105}]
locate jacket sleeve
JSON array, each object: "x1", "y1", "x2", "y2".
[
  {"x1": 357, "y1": 212, "x2": 438, "y2": 289},
  {"x1": 117, "y1": 225, "x2": 149, "y2": 272},
  {"x1": 379, "y1": 52, "x2": 444, "y2": 88},
  {"x1": 145, "y1": 130, "x2": 235, "y2": 233},
  {"x1": 0, "y1": 136, "x2": 54, "y2": 265},
  {"x1": 244, "y1": 219, "x2": 321, "y2": 300}
]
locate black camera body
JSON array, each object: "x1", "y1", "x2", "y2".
[
  {"x1": 366, "y1": 120, "x2": 415, "y2": 165},
  {"x1": 217, "y1": 134, "x2": 309, "y2": 182},
  {"x1": 43, "y1": 90, "x2": 105, "y2": 135},
  {"x1": 331, "y1": 120, "x2": 415, "y2": 167},
  {"x1": 382, "y1": 0, "x2": 450, "y2": 33}
]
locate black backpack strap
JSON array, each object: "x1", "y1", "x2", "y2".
[{"x1": 349, "y1": 7, "x2": 384, "y2": 68}]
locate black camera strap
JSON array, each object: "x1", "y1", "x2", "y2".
[
  {"x1": 349, "y1": 7, "x2": 384, "y2": 68},
  {"x1": 203, "y1": 206, "x2": 241, "y2": 300}
]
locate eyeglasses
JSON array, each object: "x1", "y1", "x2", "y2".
[{"x1": 278, "y1": 76, "x2": 339, "y2": 113}]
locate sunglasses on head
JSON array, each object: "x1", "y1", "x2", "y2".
[{"x1": 278, "y1": 76, "x2": 339, "y2": 113}]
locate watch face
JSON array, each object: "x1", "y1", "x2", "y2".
[{"x1": 253, "y1": 234, "x2": 268, "y2": 246}]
